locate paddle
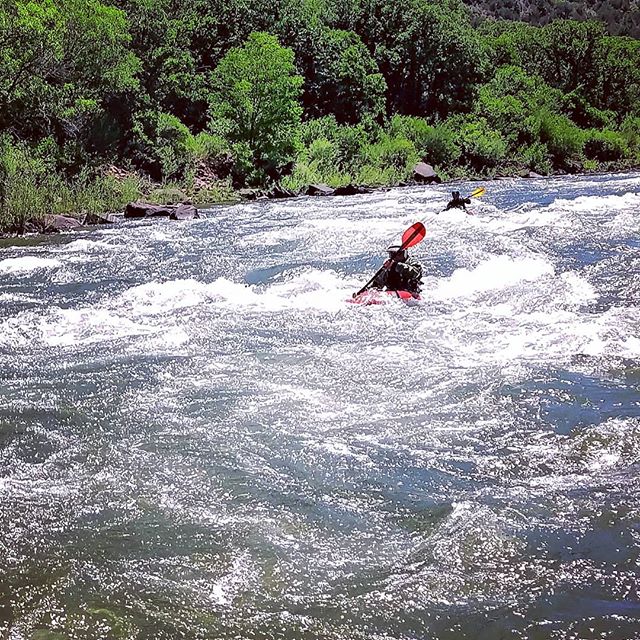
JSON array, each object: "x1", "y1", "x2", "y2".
[{"x1": 353, "y1": 221, "x2": 426, "y2": 298}]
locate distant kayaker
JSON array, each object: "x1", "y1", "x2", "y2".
[
  {"x1": 443, "y1": 190, "x2": 472, "y2": 213},
  {"x1": 372, "y1": 245, "x2": 423, "y2": 294}
]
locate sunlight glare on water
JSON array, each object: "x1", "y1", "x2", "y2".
[{"x1": 1, "y1": 174, "x2": 639, "y2": 639}]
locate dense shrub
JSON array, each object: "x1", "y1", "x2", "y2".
[
  {"x1": 583, "y1": 129, "x2": 629, "y2": 162},
  {"x1": 519, "y1": 142, "x2": 553, "y2": 175},
  {"x1": 366, "y1": 136, "x2": 418, "y2": 171},
  {"x1": 130, "y1": 111, "x2": 195, "y2": 181},
  {"x1": 453, "y1": 118, "x2": 508, "y2": 171},
  {"x1": 536, "y1": 110, "x2": 585, "y2": 165},
  {"x1": 0, "y1": 137, "x2": 142, "y2": 231}
]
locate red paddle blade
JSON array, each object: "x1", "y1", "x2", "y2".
[{"x1": 401, "y1": 222, "x2": 426, "y2": 248}]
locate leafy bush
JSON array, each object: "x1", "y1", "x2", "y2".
[
  {"x1": 366, "y1": 136, "x2": 418, "y2": 172},
  {"x1": 300, "y1": 117, "x2": 341, "y2": 147},
  {"x1": 209, "y1": 32, "x2": 303, "y2": 180},
  {"x1": 187, "y1": 132, "x2": 231, "y2": 164},
  {"x1": 388, "y1": 115, "x2": 460, "y2": 166},
  {"x1": 333, "y1": 126, "x2": 369, "y2": 171},
  {"x1": 356, "y1": 164, "x2": 403, "y2": 186},
  {"x1": 536, "y1": 109, "x2": 585, "y2": 165},
  {"x1": 619, "y1": 117, "x2": 640, "y2": 158},
  {"x1": 583, "y1": 129, "x2": 629, "y2": 162},
  {"x1": 454, "y1": 118, "x2": 508, "y2": 171},
  {"x1": 520, "y1": 142, "x2": 552, "y2": 175},
  {"x1": 306, "y1": 138, "x2": 336, "y2": 173},
  {"x1": 305, "y1": 28, "x2": 387, "y2": 123},
  {"x1": 561, "y1": 91, "x2": 616, "y2": 129},
  {"x1": 388, "y1": 116, "x2": 432, "y2": 149},
  {"x1": 130, "y1": 110, "x2": 195, "y2": 181},
  {"x1": 0, "y1": 136, "x2": 143, "y2": 231}
]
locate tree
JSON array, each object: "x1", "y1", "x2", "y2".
[
  {"x1": 304, "y1": 28, "x2": 386, "y2": 123},
  {"x1": 352, "y1": 0, "x2": 489, "y2": 119},
  {"x1": 208, "y1": 32, "x2": 303, "y2": 179},
  {"x1": 474, "y1": 65, "x2": 562, "y2": 148},
  {"x1": 0, "y1": 0, "x2": 139, "y2": 150},
  {"x1": 590, "y1": 36, "x2": 640, "y2": 115},
  {"x1": 129, "y1": 110, "x2": 195, "y2": 181}
]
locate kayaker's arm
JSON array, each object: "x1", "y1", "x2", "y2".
[{"x1": 371, "y1": 260, "x2": 393, "y2": 289}]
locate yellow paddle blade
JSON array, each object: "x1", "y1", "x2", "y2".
[{"x1": 470, "y1": 186, "x2": 486, "y2": 198}]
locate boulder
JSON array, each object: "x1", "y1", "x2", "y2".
[
  {"x1": 169, "y1": 204, "x2": 200, "y2": 220},
  {"x1": 526, "y1": 170, "x2": 544, "y2": 178},
  {"x1": 267, "y1": 185, "x2": 297, "y2": 199},
  {"x1": 413, "y1": 162, "x2": 441, "y2": 184},
  {"x1": 124, "y1": 202, "x2": 174, "y2": 218},
  {"x1": 306, "y1": 183, "x2": 335, "y2": 196},
  {"x1": 42, "y1": 214, "x2": 84, "y2": 233},
  {"x1": 238, "y1": 188, "x2": 261, "y2": 200},
  {"x1": 83, "y1": 211, "x2": 119, "y2": 225},
  {"x1": 332, "y1": 184, "x2": 373, "y2": 196}
]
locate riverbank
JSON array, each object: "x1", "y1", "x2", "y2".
[
  {"x1": 7, "y1": 165, "x2": 640, "y2": 240},
  {"x1": 2, "y1": 160, "x2": 639, "y2": 240}
]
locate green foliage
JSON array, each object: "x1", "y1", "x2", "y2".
[
  {"x1": 536, "y1": 109, "x2": 585, "y2": 165},
  {"x1": 332, "y1": 125, "x2": 370, "y2": 170},
  {"x1": 299, "y1": 115, "x2": 340, "y2": 147},
  {"x1": 451, "y1": 117, "x2": 508, "y2": 172},
  {"x1": 0, "y1": 0, "x2": 139, "y2": 147},
  {"x1": 209, "y1": 32, "x2": 303, "y2": 182},
  {"x1": 474, "y1": 66, "x2": 562, "y2": 149},
  {"x1": 519, "y1": 142, "x2": 552, "y2": 175},
  {"x1": 130, "y1": 110, "x2": 195, "y2": 181},
  {"x1": 619, "y1": 116, "x2": 640, "y2": 158},
  {"x1": 583, "y1": 129, "x2": 629, "y2": 162},
  {"x1": 484, "y1": 19, "x2": 640, "y2": 116},
  {"x1": 0, "y1": 136, "x2": 143, "y2": 231},
  {"x1": 306, "y1": 138, "x2": 336, "y2": 173},
  {"x1": 388, "y1": 115, "x2": 460, "y2": 166},
  {"x1": 2, "y1": 0, "x2": 640, "y2": 230},
  {"x1": 187, "y1": 132, "x2": 230, "y2": 164},
  {"x1": 304, "y1": 28, "x2": 387, "y2": 123},
  {"x1": 366, "y1": 136, "x2": 418, "y2": 172},
  {"x1": 561, "y1": 91, "x2": 616, "y2": 129},
  {"x1": 592, "y1": 36, "x2": 640, "y2": 115},
  {"x1": 345, "y1": 0, "x2": 488, "y2": 118}
]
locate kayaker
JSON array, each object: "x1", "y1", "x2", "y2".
[
  {"x1": 372, "y1": 245, "x2": 423, "y2": 294},
  {"x1": 444, "y1": 190, "x2": 472, "y2": 213}
]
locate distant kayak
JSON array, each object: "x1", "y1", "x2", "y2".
[{"x1": 348, "y1": 289, "x2": 421, "y2": 306}]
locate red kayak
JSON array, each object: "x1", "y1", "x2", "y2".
[{"x1": 347, "y1": 289, "x2": 422, "y2": 306}]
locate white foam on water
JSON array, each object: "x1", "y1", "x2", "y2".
[
  {"x1": 0, "y1": 256, "x2": 61, "y2": 274},
  {"x1": 117, "y1": 279, "x2": 212, "y2": 315},
  {"x1": 260, "y1": 269, "x2": 356, "y2": 311},
  {"x1": 552, "y1": 191, "x2": 640, "y2": 214},
  {"x1": 36, "y1": 308, "x2": 164, "y2": 347},
  {"x1": 195, "y1": 271, "x2": 354, "y2": 312},
  {"x1": 0, "y1": 292, "x2": 43, "y2": 304},
  {"x1": 57, "y1": 239, "x2": 116, "y2": 252},
  {"x1": 431, "y1": 255, "x2": 555, "y2": 300},
  {"x1": 110, "y1": 270, "x2": 356, "y2": 319},
  {"x1": 558, "y1": 271, "x2": 598, "y2": 305}
]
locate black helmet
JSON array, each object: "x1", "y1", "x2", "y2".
[
  {"x1": 452, "y1": 190, "x2": 460, "y2": 198},
  {"x1": 387, "y1": 245, "x2": 408, "y2": 261}
]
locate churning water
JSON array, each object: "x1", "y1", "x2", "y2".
[{"x1": 1, "y1": 174, "x2": 639, "y2": 639}]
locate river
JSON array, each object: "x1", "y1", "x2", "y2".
[{"x1": 1, "y1": 174, "x2": 639, "y2": 639}]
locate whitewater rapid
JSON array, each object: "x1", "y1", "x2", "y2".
[{"x1": 1, "y1": 174, "x2": 639, "y2": 639}]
